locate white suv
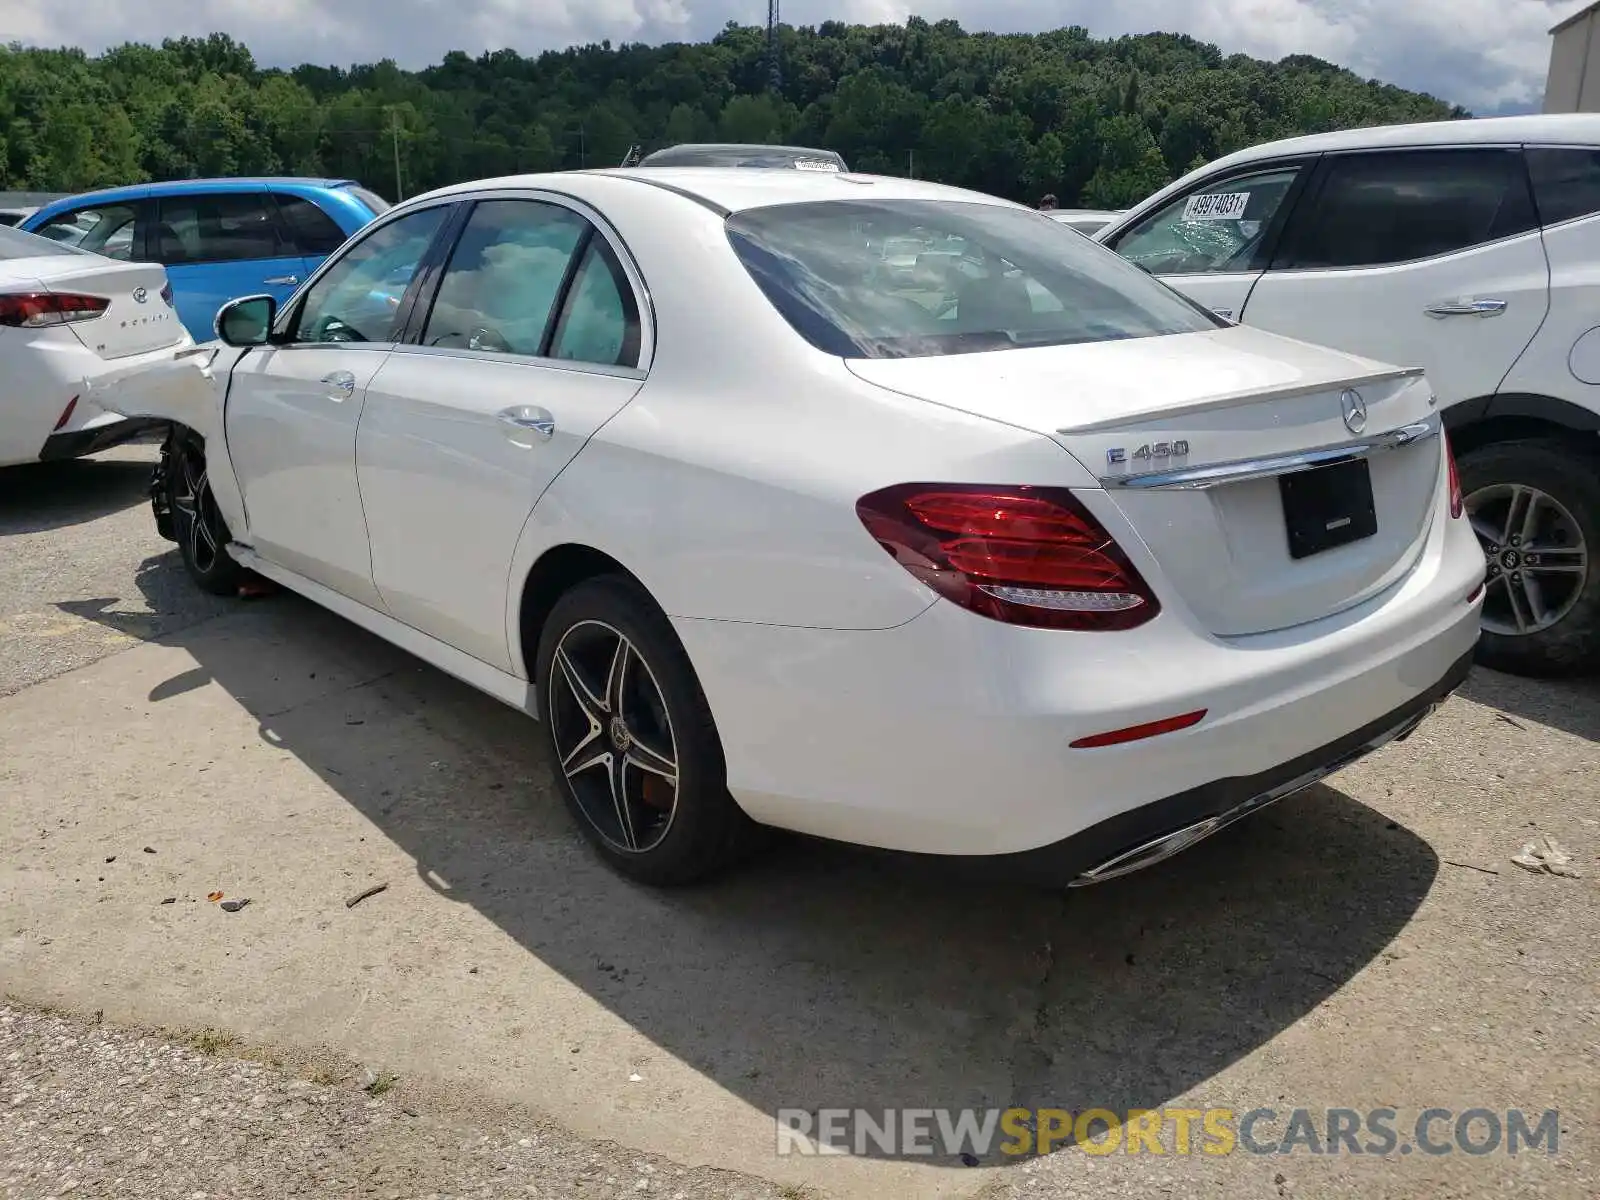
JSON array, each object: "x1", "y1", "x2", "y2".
[{"x1": 1096, "y1": 115, "x2": 1600, "y2": 678}]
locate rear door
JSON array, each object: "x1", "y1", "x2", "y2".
[
  {"x1": 356, "y1": 194, "x2": 649, "y2": 672},
  {"x1": 152, "y1": 189, "x2": 305, "y2": 339},
  {"x1": 271, "y1": 190, "x2": 354, "y2": 281},
  {"x1": 1240, "y1": 147, "x2": 1550, "y2": 409},
  {"x1": 1101, "y1": 160, "x2": 1316, "y2": 322}
]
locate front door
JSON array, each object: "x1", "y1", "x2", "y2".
[
  {"x1": 1102, "y1": 162, "x2": 1314, "y2": 323},
  {"x1": 357, "y1": 196, "x2": 648, "y2": 672},
  {"x1": 223, "y1": 203, "x2": 454, "y2": 609},
  {"x1": 1239, "y1": 147, "x2": 1550, "y2": 409}
]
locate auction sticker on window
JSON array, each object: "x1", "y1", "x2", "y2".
[{"x1": 1183, "y1": 192, "x2": 1250, "y2": 221}]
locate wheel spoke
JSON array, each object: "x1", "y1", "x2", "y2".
[
  {"x1": 1501, "y1": 485, "x2": 1532, "y2": 546},
  {"x1": 1499, "y1": 572, "x2": 1534, "y2": 633},
  {"x1": 563, "y1": 746, "x2": 610, "y2": 781},
  {"x1": 603, "y1": 637, "x2": 630, "y2": 715},
  {"x1": 553, "y1": 645, "x2": 608, "y2": 724},
  {"x1": 560, "y1": 725, "x2": 605, "y2": 774},
  {"x1": 1468, "y1": 515, "x2": 1500, "y2": 549},
  {"x1": 608, "y1": 754, "x2": 639, "y2": 851},
  {"x1": 1525, "y1": 545, "x2": 1587, "y2": 575},
  {"x1": 624, "y1": 733, "x2": 677, "y2": 785}
]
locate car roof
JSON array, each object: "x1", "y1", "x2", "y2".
[
  {"x1": 415, "y1": 167, "x2": 1023, "y2": 216},
  {"x1": 1207, "y1": 114, "x2": 1600, "y2": 170},
  {"x1": 33, "y1": 177, "x2": 359, "y2": 209}
]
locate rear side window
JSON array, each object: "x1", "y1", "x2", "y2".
[
  {"x1": 422, "y1": 199, "x2": 588, "y2": 357},
  {"x1": 274, "y1": 194, "x2": 349, "y2": 255},
  {"x1": 154, "y1": 192, "x2": 291, "y2": 265},
  {"x1": 1526, "y1": 147, "x2": 1600, "y2": 226},
  {"x1": 726, "y1": 199, "x2": 1221, "y2": 359},
  {"x1": 32, "y1": 203, "x2": 140, "y2": 260},
  {"x1": 549, "y1": 239, "x2": 642, "y2": 368},
  {"x1": 1274, "y1": 149, "x2": 1537, "y2": 270}
]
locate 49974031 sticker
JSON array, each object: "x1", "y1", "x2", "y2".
[{"x1": 1182, "y1": 192, "x2": 1251, "y2": 221}]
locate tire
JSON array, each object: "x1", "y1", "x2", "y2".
[
  {"x1": 1459, "y1": 438, "x2": 1600, "y2": 678},
  {"x1": 534, "y1": 574, "x2": 761, "y2": 885},
  {"x1": 165, "y1": 430, "x2": 244, "y2": 597}
]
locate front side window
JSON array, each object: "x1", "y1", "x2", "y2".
[
  {"x1": 34, "y1": 203, "x2": 140, "y2": 259},
  {"x1": 154, "y1": 192, "x2": 290, "y2": 265},
  {"x1": 726, "y1": 199, "x2": 1221, "y2": 360},
  {"x1": 1274, "y1": 149, "x2": 1537, "y2": 271},
  {"x1": 1526, "y1": 146, "x2": 1600, "y2": 226},
  {"x1": 274, "y1": 193, "x2": 350, "y2": 256},
  {"x1": 421, "y1": 200, "x2": 588, "y2": 357},
  {"x1": 291, "y1": 205, "x2": 449, "y2": 344},
  {"x1": 1108, "y1": 167, "x2": 1302, "y2": 276}
]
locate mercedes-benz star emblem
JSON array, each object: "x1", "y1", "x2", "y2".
[
  {"x1": 1340, "y1": 388, "x2": 1368, "y2": 435},
  {"x1": 131, "y1": 287, "x2": 148, "y2": 304}
]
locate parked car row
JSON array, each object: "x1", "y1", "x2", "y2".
[{"x1": 8, "y1": 117, "x2": 1595, "y2": 892}]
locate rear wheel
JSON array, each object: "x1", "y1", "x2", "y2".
[
  {"x1": 534, "y1": 575, "x2": 760, "y2": 885},
  {"x1": 1460, "y1": 438, "x2": 1600, "y2": 677},
  {"x1": 165, "y1": 430, "x2": 243, "y2": 597}
]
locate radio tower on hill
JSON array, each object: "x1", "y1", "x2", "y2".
[{"x1": 766, "y1": 0, "x2": 781, "y2": 93}]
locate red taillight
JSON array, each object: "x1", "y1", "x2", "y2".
[
  {"x1": 1444, "y1": 432, "x2": 1463, "y2": 519},
  {"x1": 855, "y1": 483, "x2": 1160, "y2": 631},
  {"x1": 0, "y1": 292, "x2": 109, "y2": 328},
  {"x1": 160, "y1": 281, "x2": 174, "y2": 307},
  {"x1": 1070, "y1": 709, "x2": 1208, "y2": 749}
]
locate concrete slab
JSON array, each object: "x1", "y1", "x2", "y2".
[{"x1": 1, "y1": 567, "x2": 1597, "y2": 1197}]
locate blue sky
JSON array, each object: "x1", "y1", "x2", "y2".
[{"x1": 8, "y1": 0, "x2": 1581, "y2": 113}]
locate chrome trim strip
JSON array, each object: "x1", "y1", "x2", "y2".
[
  {"x1": 1057, "y1": 366, "x2": 1425, "y2": 435},
  {"x1": 1099, "y1": 411, "x2": 1441, "y2": 491}
]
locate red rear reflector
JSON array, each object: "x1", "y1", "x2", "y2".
[
  {"x1": 1468, "y1": 582, "x2": 1484, "y2": 603},
  {"x1": 52, "y1": 396, "x2": 79, "y2": 432},
  {"x1": 856, "y1": 483, "x2": 1160, "y2": 631},
  {"x1": 1444, "y1": 431, "x2": 1463, "y2": 519},
  {"x1": 0, "y1": 292, "x2": 110, "y2": 328},
  {"x1": 1070, "y1": 710, "x2": 1207, "y2": 749}
]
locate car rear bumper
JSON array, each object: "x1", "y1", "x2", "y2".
[
  {"x1": 672, "y1": 494, "x2": 1485, "y2": 868},
  {"x1": 40, "y1": 415, "x2": 168, "y2": 461}
]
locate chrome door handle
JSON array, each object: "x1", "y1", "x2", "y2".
[
  {"x1": 1425, "y1": 298, "x2": 1507, "y2": 318},
  {"x1": 264, "y1": 275, "x2": 300, "y2": 287},
  {"x1": 321, "y1": 370, "x2": 356, "y2": 400},
  {"x1": 497, "y1": 405, "x2": 555, "y2": 441}
]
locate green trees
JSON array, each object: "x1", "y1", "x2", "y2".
[{"x1": 0, "y1": 22, "x2": 1460, "y2": 204}]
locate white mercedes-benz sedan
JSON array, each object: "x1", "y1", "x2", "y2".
[
  {"x1": 114, "y1": 167, "x2": 1485, "y2": 887},
  {"x1": 0, "y1": 223, "x2": 191, "y2": 468}
]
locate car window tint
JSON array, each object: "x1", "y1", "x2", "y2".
[
  {"x1": 726, "y1": 199, "x2": 1221, "y2": 360},
  {"x1": 421, "y1": 200, "x2": 587, "y2": 356},
  {"x1": 275, "y1": 194, "x2": 349, "y2": 256},
  {"x1": 1109, "y1": 168, "x2": 1301, "y2": 275},
  {"x1": 155, "y1": 193, "x2": 290, "y2": 265},
  {"x1": 549, "y1": 238, "x2": 641, "y2": 368},
  {"x1": 1526, "y1": 147, "x2": 1600, "y2": 226},
  {"x1": 292, "y1": 205, "x2": 448, "y2": 344},
  {"x1": 34, "y1": 204, "x2": 140, "y2": 260},
  {"x1": 1275, "y1": 149, "x2": 1536, "y2": 270}
]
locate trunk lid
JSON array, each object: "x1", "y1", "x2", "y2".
[
  {"x1": 846, "y1": 325, "x2": 1445, "y2": 637},
  {"x1": 15, "y1": 256, "x2": 184, "y2": 359}
]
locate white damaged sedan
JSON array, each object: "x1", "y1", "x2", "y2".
[{"x1": 112, "y1": 168, "x2": 1485, "y2": 886}]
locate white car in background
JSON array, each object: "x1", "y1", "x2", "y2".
[
  {"x1": 106, "y1": 169, "x2": 1482, "y2": 887},
  {"x1": 0, "y1": 223, "x2": 191, "y2": 468},
  {"x1": 1095, "y1": 114, "x2": 1600, "y2": 678}
]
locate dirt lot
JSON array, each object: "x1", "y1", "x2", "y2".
[{"x1": 1, "y1": 447, "x2": 1597, "y2": 1198}]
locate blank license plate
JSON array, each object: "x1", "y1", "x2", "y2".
[{"x1": 1279, "y1": 459, "x2": 1377, "y2": 560}]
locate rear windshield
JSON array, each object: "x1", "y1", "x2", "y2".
[
  {"x1": 0, "y1": 222, "x2": 85, "y2": 260},
  {"x1": 726, "y1": 199, "x2": 1222, "y2": 358},
  {"x1": 342, "y1": 185, "x2": 392, "y2": 215},
  {"x1": 643, "y1": 146, "x2": 846, "y2": 171}
]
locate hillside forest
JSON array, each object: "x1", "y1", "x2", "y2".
[{"x1": 0, "y1": 20, "x2": 1467, "y2": 209}]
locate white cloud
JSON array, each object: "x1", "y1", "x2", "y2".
[{"x1": 9, "y1": 0, "x2": 1581, "y2": 113}]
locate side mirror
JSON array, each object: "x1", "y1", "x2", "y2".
[{"x1": 214, "y1": 294, "x2": 278, "y2": 346}]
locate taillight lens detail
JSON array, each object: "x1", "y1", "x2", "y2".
[
  {"x1": 0, "y1": 292, "x2": 110, "y2": 328},
  {"x1": 855, "y1": 483, "x2": 1160, "y2": 630},
  {"x1": 160, "y1": 281, "x2": 174, "y2": 307},
  {"x1": 1444, "y1": 432, "x2": 1463, "y2": 519}
]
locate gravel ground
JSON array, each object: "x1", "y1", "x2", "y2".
[{"x1": 0, "y1": 1004, "x2": 808, "y2": 1200}]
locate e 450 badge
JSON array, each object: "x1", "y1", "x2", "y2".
[{"x1": 1107, "y1": 440, "x2": 1189, "y2": 466}]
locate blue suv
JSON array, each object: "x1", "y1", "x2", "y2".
[{"x1": 23, "y1": 178, "x2": 388, "y2": 340}]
